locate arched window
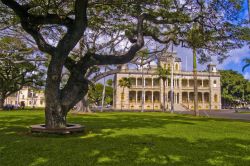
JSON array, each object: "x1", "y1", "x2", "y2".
[
  {"x1": 214, "y1": 94, "x2": 218, "y2": 102},
  {"x1": 213, "y1": 80, "x2": 217, "y2": 87},
  {"x1": 175, "y1": 64, "x2": 179, "y2": 71}
]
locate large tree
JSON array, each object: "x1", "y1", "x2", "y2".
[
  {"x1": 220, "y1": 70, "x2": 250, "y2": 107},
  {"x1": 1, "y1": 0, "x2": 248, "y2": 129},
  {"x1": 88, "y1": 81, "x2": 113, "y2": 107},
  {"x1": 0, "y1": 37, "x2": 43, "y2": 109}
]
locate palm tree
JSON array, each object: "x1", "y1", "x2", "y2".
[
  {"x1": 157, "y1": 66, "x2": 170, "y2": 112},
  {"x1": 186, "y1": 24, "x2": 208, "y2": 116},
  {"x1": 118, "y1": 77, "x2": 132, "y2": 110},
  {"x1": 242, "y1": 58, "x2": 250, "y2": 72}
]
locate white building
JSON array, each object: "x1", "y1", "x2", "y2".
[
  {"x1": 113, "y1": 52, "x2": 221, "y2": 111},
  {"x1": 5, "y1": 86, "x2": 45, "y2": 108}
]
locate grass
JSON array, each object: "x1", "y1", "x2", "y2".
[{"x1": 1, "y1": 110, "x2": 250, "y2": 166}]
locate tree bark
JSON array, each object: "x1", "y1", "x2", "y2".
[
  {"x1": 45, "y1": 102, "x2": 67, "y2": 128},
  {"x1": 45, "y1": 56, "x2": 67, "y2": 128},
  {"x1": 193, "y1": 49, "x2": 199, "y2": 116},
  {"x1": 76, "y1": 93, "x2": 91, "y2": 112},
  {"x1": 0, "y1": 96, "x2": 5, "y2": 110}
]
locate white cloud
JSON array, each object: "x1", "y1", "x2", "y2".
[
  {"x1": 175, "y1": 45, "x2": 250, "y2": 72},
  {"x1": 244, "y1": 72, "x2": 250, "y2": 80},
  {"x1": 217, "y1": 46, "x2": 250, "y2": 69}
]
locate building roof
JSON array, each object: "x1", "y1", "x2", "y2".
[{"x1": 158, "y1": 52, "x2": 182, "y2": 62}]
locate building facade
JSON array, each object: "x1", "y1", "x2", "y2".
[
  {"x1": 5, "y1": 87, "x2": 45, "y2": 108},
  {"x1": 113, "y1": 52, "x2": 221, "y2": 111}
]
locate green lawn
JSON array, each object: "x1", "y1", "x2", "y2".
[{"x1": 1, "y1": 111, "x2": 250, "y2": 166}]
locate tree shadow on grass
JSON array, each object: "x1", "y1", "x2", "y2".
[
  {"x1": 1, "y1": 134, "x2": 250, "y2": 166},
  {"x1": 69, "y1": 113, "x2": 250, "y2": 135},
  {"x1": 0, "y1": 112, "x2": 249, "y2": 136},
  {"x1": 1, "y1": 112, "x2": 250, "y2": 166}
]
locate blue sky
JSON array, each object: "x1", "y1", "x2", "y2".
[
  {"x1": 100, "y1": 0, "x2": 250, "y2": 83},
  {"x1": 176, "y1": 46, "x2": 250, "y2": 79},
  {"x1": 176, "y1": 0, "x2": 250, "y2": 80}
]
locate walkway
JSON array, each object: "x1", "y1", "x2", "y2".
[{"x1": 176, "y1": 109, "x2": 250, "y2": 121}]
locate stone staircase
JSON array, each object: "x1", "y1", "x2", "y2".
[{"x1": 174, "y1": 104, "x2": 189, "y2": 112}]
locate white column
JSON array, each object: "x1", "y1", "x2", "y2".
[
  {"x1": 151, "y1": 91, "x2": 154, "y2": 103},
  {"x1": 136, "y1": 91, "x2": 138, "y2": 104}
]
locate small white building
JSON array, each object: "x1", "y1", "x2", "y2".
[{"x1": 5, "y1": 86, "x2": 45, "y2": 108}]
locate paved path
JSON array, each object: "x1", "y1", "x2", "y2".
[{"x1": 176, "y1": 109, "x2": 250, "y2": 121}]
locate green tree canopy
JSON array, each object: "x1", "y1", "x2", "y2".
[
  {"x1": 156, "y1": 66, "x2": 170, "y2": 81},
  {"x1": 118, "y1": 78, "x2": 132, "y2": 90},
  {"x1": 220, "y1": 70, "x2": 250, "y2": 107},
  {"x1": 88, "y1": 82, "x2": 113, "y2": 106},
  {"x1": 0, "y1": 37, "x2": 44, "y2": 109}
]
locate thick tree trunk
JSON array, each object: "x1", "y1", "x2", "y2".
[
  {"x1": 45, "y1": 56, "x2": 67, "y2": 129},
  {"x1": 193, "y1": 49, "x2": 199, "y2": 116},
  {"x1": 0, "y1": 96, "x2": 5, "y2": 110},
  {"x1": 76, "y1": 93, "x2": 91, "y2": 112},
  {"x1": 45, "y1": 102, "x2": 67, "y2": 128}
]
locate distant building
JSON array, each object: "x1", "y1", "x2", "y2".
[
  {"x1": 113, "y1": 52, "x2": 221, "y2": 111},
  {"x1": 5, "y1": 87, "x2": 45, "y2": 108}
]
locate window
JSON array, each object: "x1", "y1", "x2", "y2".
[
  {"x1": 213, "y1": 80, "x2": 217, "y2": 87},
  {"x1": 214, "y1": 94, "x2": 218, "y2": 102},
  {"x1": 175, "y1": 64, "x2": 179, "y2": 71}
]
